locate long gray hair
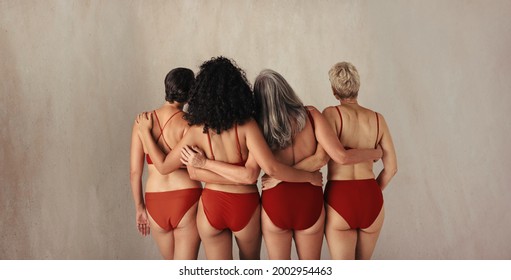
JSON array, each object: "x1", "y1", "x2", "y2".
[{"x1": 253, "y1": 69, "x2": 307, "y2": 151}]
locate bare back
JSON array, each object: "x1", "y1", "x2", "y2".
[
  {"x1": 326, "y1": 104, "x2": 381, "y2": 180},
  {"x1": 273, "y1": 109, "x2": 317, "y2": 169},
  {"x1": 141, "y1": 106, "x2": 200, "y2": 192},
  {"x1": 196, "y1": 124, "x2": 257, "y2": 194}
]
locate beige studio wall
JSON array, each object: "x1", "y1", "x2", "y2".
[{"x1": 1, "y1": 0, "x2": 510, "y2": 259}]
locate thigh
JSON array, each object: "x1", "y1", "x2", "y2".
[
  {"x1": 146, "y1": 212, "x2": 174, "y2": 260},
  {"x1": 294, "y1": 206, "x2": 325, "y2": 260},
  {"x1": 356, "y1": 206, "x2": 385, "y2": 260},
  {"x1": 196, "y1": 199, "x2": 233, "y2": 260},
  {"x1": 173, "y1": 201, "x2": 201, "y2": 260},
  {"x1": 261, "y1": 208, "x2": 292, "y2": 260},
  {"x1": 324, "y1": 205, "x2": 357, "y2": 260},
  {"x1": 233, "y1": 205, "x2": 262, "y2": 260}
]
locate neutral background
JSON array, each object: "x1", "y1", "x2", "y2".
[{"x1": 1, "y1": 0, "x2": 510, "y2": 259}]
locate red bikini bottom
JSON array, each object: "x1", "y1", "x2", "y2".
[
  {"x1": 262, "y1": 182, "x2": 324, "y2": 230},
  {"x1": 145, "y1": 188, "x2": 202, "y2": 231},
  {"x1": 324, "y1": 179, "x2": 383, "y2": 229},
  {"x1": 201, "y1": 188, "x2": 260, "y2": 232}
]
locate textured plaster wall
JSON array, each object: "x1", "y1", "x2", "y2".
[{"x1": 1, "y1": 0, "x2": 510, "y2": 259}]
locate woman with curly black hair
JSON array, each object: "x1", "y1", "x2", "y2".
[
  {"x1": 130, "y1": 68, "x2": 202, "y2": 259},
  {"x1": 182, "y1": 69, "x2": 382, "y2": 260},
  {"x1": 137, "y1": 57, "x2": 321, "y2": 260}
]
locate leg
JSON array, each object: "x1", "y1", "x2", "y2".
[
  {"x1": 356, "y1": 207, "x2": 385, "y2": 260},
  {"x1": 146, "y1": 212, "x2": 174, "y2": 260},
  {"x1": 173, "y1": 201, "x2": 201, "y2": 260},
  {"x1": 233, "y1": 205, "x2": 262, "y2": 260},
  {"x1": 261, "y1": 208, "x2": 293, "y2": 260},
  {"x1": 324, "y1": 205, "x2": 357, "y2": 260},
  {"x1": 294, "y1": 206, "x2": 325, "y2": 260},
  {"x1": 196, "y1": 199, "x2": 233, "y2": 260}
]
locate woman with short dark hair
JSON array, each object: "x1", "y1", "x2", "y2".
[{"x1": 130, "y1": 68, "x2": 201, "y2": 260}]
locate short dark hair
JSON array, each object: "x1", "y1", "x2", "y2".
[
  {"x1": 164, "y1": 67, "x2": 195, "y2": 103},
  {"x1": 185, "y1": 57, "x2": 255, "y2": 133}
]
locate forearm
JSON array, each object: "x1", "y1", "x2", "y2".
[
  {"x1": 293, "y1": 146, "x2": 329, "y2": 172},
  {"x1": 130, "y1": 174, "x2": 145, "y2": 209},
  {"x1": 188, "y1": 166, "x2": 251, "y2": 185},
  {"x1": 262, "y1": 161, "x2": 314, "y2": 183},
  {"x1": 340, "y1": 148, "x2": 381, "y2": 165},
  {"x1": 376, "y1": 168, "x2": 397, "y2": 191},
  {"x1": 293, "y1": 154, "x2": 327, "y2": 172},
  {"x1": 140, "y1": 129, "x2": 178, "y2": 174},
  {"x1": 201, "y1": 159, "x2": 259, "y2": 184}
]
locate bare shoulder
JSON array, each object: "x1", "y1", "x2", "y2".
[
  {"x1": 305, "y1": 105, "x2": 318, "y2": 112},
  {"x1": 321, "y1": 105, "x2": 341, "y2": 122},
  {"x1": 377, "y1": 112, "x2": 390, "y2": 129},
  {"x1": 321, "y1": 105, "x2": 338, "y2": 115},
  {"x1": 240, "y1": 118, "x2": 258, "y2": 129},
  {"x1": 238, "y1": 118, "x2": 260, "y2": 137}
]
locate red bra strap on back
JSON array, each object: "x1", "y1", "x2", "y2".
[
  {"x1": 206, "y1": 130, "x2": 215, "y2": 160},
  {"x1": 153, "y1": 110, "x2": 164, "y2": 142},
  {"x1": 306, "y1": 108, "x2": 316, "y2": 132},
  {"x1": 235, "y1": 124, "x2": 243, "y2": 162},
  {"x1": 334, "y1": 106, "x2": 343, "y2": 138},
  {"x1": 374, "y1": 112, "x2": 380, "y2": 148},
  {"x1": 159, "y1": 111, "x2": 182, "y2": 150}
]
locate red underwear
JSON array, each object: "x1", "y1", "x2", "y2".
[
  {"x1": 324, "y1": 179, "x2": 383, "y2": 229},
  {"x1": 262, "y1": 182, "x2": 324, "y2": 230},
  {"x1": 145, "y1": 188, "x2": 202, "y2": 231},
  {"x1": 201, "y1": 188, "x2": 260, "y2": 232}
]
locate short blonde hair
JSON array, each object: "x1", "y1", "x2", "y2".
[{"x1": 328, "y1": 62, "x2": 360, "y2": 99}]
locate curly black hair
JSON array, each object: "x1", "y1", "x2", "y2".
[
  {"x1": 164, "y1": 67, "x2": 195, "y2": 103},
  {"x1": 185, "y1": 57, "x2": 255, "y2": 133}
]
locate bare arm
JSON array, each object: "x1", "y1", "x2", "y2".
[
  {"x1": 292, "y1": 144, "x2": 330, "y2": 172},
  {"x1": 244, "y1": 119, "x2": 322, "y2": 186},
  {"x1": 183, "y1": 120, "x2": 321, "y2": 185},
  {"x1": 375, "y1": 114, "x2": 397, "y2": 190},
  {"x1": 137, "y1": 112, "x2": 187, "y2": 174},
  {"x1": 315, "y1": 106, "x2": 382, "y2": 164},
  {"x1": 129, "y1": 120, "x2": 150, "y2": 236},
  {"x1": 186, "y1": 165, "x2": 257, "y2": 185},
  {"x1": 182, "y1": 146, "x2": 261, "y2": 185}
]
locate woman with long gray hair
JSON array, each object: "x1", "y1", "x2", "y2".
[{"x1": 182, "y1": 69, "x2": 382, "y2": 259}]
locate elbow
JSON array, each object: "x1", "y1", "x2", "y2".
[
  {"x1": 390, "y1": 167, "x2": 398, "y2": 176},
  {"x1": 130, "y1": 170, "x2": 142, "y2": 183},
  {"x1": 264, "y1": 165, "x2": 278, "y2": 178},
  {"x1": 188, "y1": 170, "x2": 198, "y2": 180},
  {"x1": 243, "y1": 170, "x2": 260, "y2": 185},
  {"x1": 332, "y1": 152, "x2": 349, "y2": 165},
  {"x1": 155, "y1": 164, "x2": 171, "y2": 175},
  {"x1": 318, "y1": 153, "x2": 330, "y2": 167},
  {"x1": 386, "y1": 166, "x2": 398, "y2": 177}
]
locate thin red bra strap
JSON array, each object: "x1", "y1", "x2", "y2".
[
  {"x1": 159, "y1": 111, "x2": 182, "y2": 150},
  {"x1": 334, "y1": 106, "x2": 343, "y2": 138},
  {"x1": 306, "y1": 109, "x2": 316, "y2": 132},
  {"x1": 206, "y1": 130, "x2": 215, "y2": 160},
  {"x1": 374, "y1": 112, "x2": 380, "y2": 148},
  {"x1": 235, "y1": 124, "x2": 243, "y2": 162},
  {"x1": 161, "y1": 111, "x2": 182, "y2": 130},
  {"x1": 153, "y1": 110, "x2": 163, "y2": 142}
]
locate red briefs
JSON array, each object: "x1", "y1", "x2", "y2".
[
  {"x1": 145, "y1": 188, "x2": 202, "y2": 231},
  {"x1": 201, "y1": 188, "x2": 260, "y2": 232},
  {"x1": 262, "y1": 182, "x2": 324, "y2": 230},
  {"x1": 324, "y1": 179, "x2": 383, "y2": 229}
]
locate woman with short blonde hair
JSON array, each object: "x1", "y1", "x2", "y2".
[{"x1": 323, "y1": 62, "x2": 397, "y2": 260}]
